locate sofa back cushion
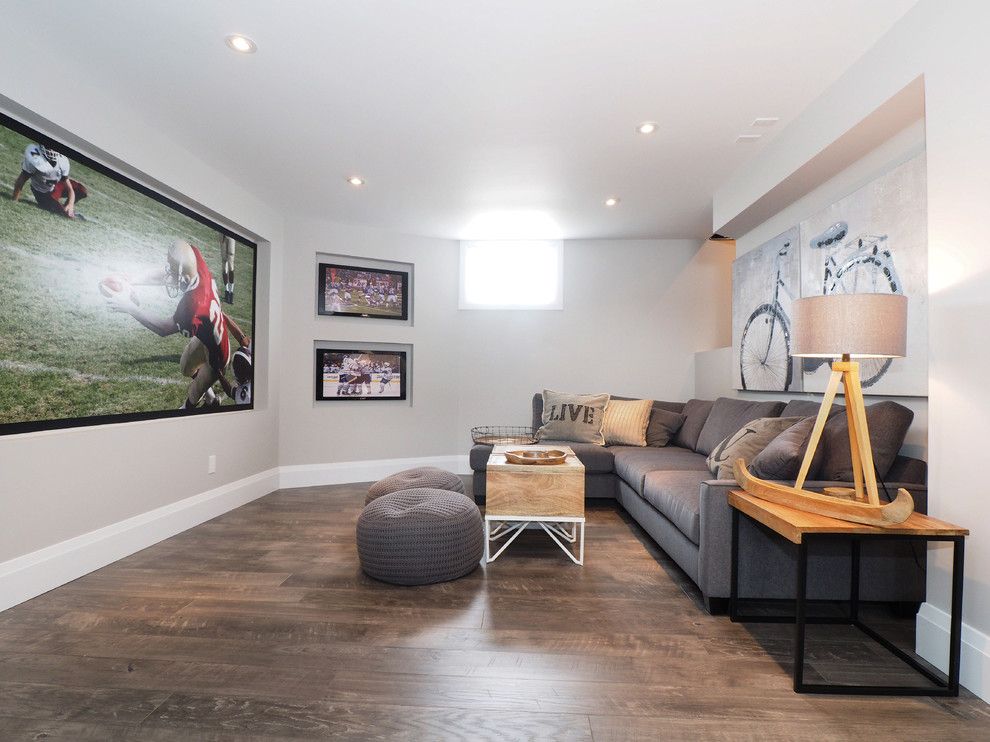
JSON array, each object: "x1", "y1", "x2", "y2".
[
  {"x1": 536, "y1": 389, "x2": 610, "y2": 445},
  {"x1": 781, "y1": 399, "x2": 843, "y2": 419},
  {"x1": 695, "y1": 397, "x2": 786, "y2": 456},
  {"x1": 819, "y1": 400, "x2": 914, "y2": 480},
  {"x1": 672, "y1": 399, "x2": 714, "y2": 451}
]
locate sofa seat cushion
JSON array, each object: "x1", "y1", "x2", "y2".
[
  {"x1": 470, "y1": 441, "x2": 614, "y2": 474},
  {"x1": 695, "y1": 397, "x2": 786, "y2": 456},
  {"x1": 537, "y1": 441, "x2": 615, "y2": 474},
  {"x1": 641, "y1": 470, "x2": 709, "y2": 544},
  {"x1": 611, "y1": 446, "x2": 709, "y2": 493}
]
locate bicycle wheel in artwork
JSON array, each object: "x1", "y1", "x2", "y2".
[
  {"x1": 732, "y1": 227, "x2": 801, "y2": 392},
  {"x1": 799, "y1": 153, "x2": 928, "y2": 396}
]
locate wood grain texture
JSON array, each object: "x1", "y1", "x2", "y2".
[
  {"x1": 729, "y1": 490, "x2": 968, "y2": 543},
  {"x1": 486, "y1": 445, "x2": 585, "y2": 517},
  {"x1": 0, "y1": 481, "x2": 986, "y2": 740},
  {"x1": 734, "y1": 459, "x2": 916, "y2": 527}
]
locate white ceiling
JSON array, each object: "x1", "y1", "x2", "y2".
[{"x1": 16, "y1": 0, "x2": 917, "y2": 240}]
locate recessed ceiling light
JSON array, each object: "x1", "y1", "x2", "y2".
[
  {"x1": 751, "y1": 117, "x2": 780, "y2": 127},
  {"x1": 225, "y1": 34, "x2": 257, "y2": 54},
  {"x1": 604, "y1": 197, "x2": 620, "y2": 207},
  {"x1": 736, "y1": 134, "x2": 762, "y2": 143},
  {"x1": 637, "y1": 121, "x2": 658, "y2": 135},
  {"x1": 347, "y1": 176, "x2": 366, "y2": 187}
]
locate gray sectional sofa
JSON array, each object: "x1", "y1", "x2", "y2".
[{"x1": 470, "y1": 394, "x2": 928, "y2": 613}]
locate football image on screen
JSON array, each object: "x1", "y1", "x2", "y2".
[
  {"x1": 316, "y1": 350, "x2": 406, "y2": 401},
  {"x1": 317, "y1": 263, "x2": 408, "y2": 320},
  {"x1": 0, "y1": 114, "x2": 257, "y2": 435}
]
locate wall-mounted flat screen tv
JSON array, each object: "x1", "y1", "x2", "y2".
[
  {"x1": 315, "y1": 348, "x2": 407, "y2": 401},
  {"x1": 317, "y1": 262, "x2": 409, "y2": 320},
  {"x1": 0, "y1": 112, "x2": 258, "y2": 436}
]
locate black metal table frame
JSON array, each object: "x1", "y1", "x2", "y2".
[{"x1": 729, "y1": 507, "x2": 964, "y2": 695}]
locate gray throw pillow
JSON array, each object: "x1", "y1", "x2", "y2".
[
  {"x1": 706, "y1": 417, "x2": 803, "y2": 480},
  {"x1": 749, "y1": 416, "x2": 827, "y2": 481},
  {"x1": 695, "y1": 397, "x2": 787, "y2": 456},
  {"x1": 819, "y1": 401, "x2": 914, "y2": 480},
  {"x1": 646, "y1": 407, "x2": 687, "y2": 447},
  {"x1": 672, "y1": 399, "x2": 714, "y2": 451},
  {"x1": 536, "y1": 389, "x2": 610, "y2": 446}
]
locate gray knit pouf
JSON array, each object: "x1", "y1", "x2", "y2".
[
  {"x1": 356, "y1": 488, "x2": 483, "y2": 586},
  {"x1": 366, "y1": 466, "x2": 465, "y2": 505}
]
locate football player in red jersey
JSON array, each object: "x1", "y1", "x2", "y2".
[{"x1": 106, "y1": 239, "x2": 251, "y2": 409}]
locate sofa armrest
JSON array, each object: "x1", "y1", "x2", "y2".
[
  {"x1": 697, "y1": 479, "x2": 928, "y2": 600},
  {"x1": 469, "y1": 443, "x2": 494, "y2": 472}
]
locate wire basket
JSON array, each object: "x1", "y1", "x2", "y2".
[{"x1": 471, "y1": 425, "x2": 538, "y2": 445}]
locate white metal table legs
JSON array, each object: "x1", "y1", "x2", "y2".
[{"x1": 484, "y1": 516, "x2": 585, "y2": 565}]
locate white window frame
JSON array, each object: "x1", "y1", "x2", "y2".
[{"x1": 458, "y1": 240, "x2": 564, "y2": 310}]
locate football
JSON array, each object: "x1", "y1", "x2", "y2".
[{"x1": 98, "y1": 275, "x2": 140, "y2": 305}]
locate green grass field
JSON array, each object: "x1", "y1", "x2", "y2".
[
  {"x1": 326, "y1": 291, "x2": 403, "y2": 317},
  {"x1": 0, "y1": 124, "x2": 255, "y2": 427}
]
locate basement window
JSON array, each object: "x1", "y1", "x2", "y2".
[{"x1": 459, "y1": 240, "x2": 563, "y2": 310}]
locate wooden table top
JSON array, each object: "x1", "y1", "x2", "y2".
[
  {"x1": 728, "y1": 490, "x2": 969, "y2": 544},
  {"x1": 487, "y1": 444, "x2": 585, "y2": 474}
]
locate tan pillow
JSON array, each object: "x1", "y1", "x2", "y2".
[
  {"x1": 706, "y1": 417, "x2": 802, "y2": 480},
  {"x1": 537, "y1": 389, "x2": 610, "y2": 446},
  {"x1": 603, "y1": 398, "x2": 653, "y2": 446}
]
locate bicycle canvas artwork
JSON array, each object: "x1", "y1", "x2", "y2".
[
  {"x1": 732, "y1": 227, "x2": 802, "y2": 392},
  {"x1": 798, "y1": 153, "x2": 928, "y2": 396}
]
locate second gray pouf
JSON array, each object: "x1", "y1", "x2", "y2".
[
  {"x1": 367, "y1": 466, "x2": 465, "y2": 504},
  {"x1": 356, "y1": 488, "x2": 483, "y2": 586}
]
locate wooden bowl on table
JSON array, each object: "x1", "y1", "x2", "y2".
[{"x1": 503, "y1": 449, "x2": 568, "y2": 466}]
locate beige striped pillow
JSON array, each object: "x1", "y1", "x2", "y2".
[{"x1": 602, "y1": 398, "x2": 653, "y2": 446}]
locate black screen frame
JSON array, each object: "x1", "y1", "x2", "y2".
[
  {"x1": 0, "y1": 110, "x2": 259, "y2": 436},
  {"x1": 314, "y1": 348, "x2": 408, "y2": 402},
  {"x1": 317, "y1": 262, "x2": 410, "y2": 321}
]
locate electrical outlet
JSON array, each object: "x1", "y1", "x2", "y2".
[{"x1": 208, "y1": 455, "x2": 216, "y2": 474}]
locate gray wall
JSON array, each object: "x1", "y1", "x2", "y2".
[
  {"x1": 0, "y1": 72, "x2": 283, "y2": 560},
  {"x1": 455, "y1": 238, "x2": 732, "y2": 439},
  {"x1": 278, "y1": 224, "x2": 732, "y2": 466},
  {"x1": 712, "y1": 0, "x2": 990, "y2": 690},
  {"x1": 278, "y1": 218, "x2": 462, "y2": 466},
  {"x1": 697, "y1": 118, "x2": 928, "y2": 459}
]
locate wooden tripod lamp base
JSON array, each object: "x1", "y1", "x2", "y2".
[
  {"x1": 794, "y1": 355, "x2": 878, "y2": 505},
  {"x1": 733, "y1": 293, "x2": 914, "y2": 527}
]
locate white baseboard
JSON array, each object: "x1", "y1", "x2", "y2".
[
  {"x1": 0, "y1": 455, "x2": 472, "y2": 614},
  {"x1": 0, "y1": 467, "x2": 279, "y2": 614},
  {"x1": 278, "y1": 454, "x2": 471, "y2": 489},
  {"x1": 917, "y1": 601, "x2": 990, "y2": 702}
]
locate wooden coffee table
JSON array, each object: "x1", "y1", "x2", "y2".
[{"x1": 484, "y1": 445, "x2": 585, "y2": 565}]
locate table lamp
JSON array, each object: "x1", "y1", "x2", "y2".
[{"x1": 789, "y1": 293, "x2": 908, "y2": 505}]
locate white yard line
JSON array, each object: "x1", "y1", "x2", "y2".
[{"x1": 0, "y1": 359, "x2": 185, "y2": 387}]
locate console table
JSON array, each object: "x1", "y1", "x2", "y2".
[{"x1": 728, "y1": 490, "x2": 968, "y2": 695}]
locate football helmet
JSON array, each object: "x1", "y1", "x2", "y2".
[
  {"x1": 232, "y1": 345, "x2": 252, "y2": 385},
  {"x1": 39, "y1": 145, "x2": 59, "y2": 166},
  {"x1": 165, "y1": 240, "x2": 199, "y2": 298}
]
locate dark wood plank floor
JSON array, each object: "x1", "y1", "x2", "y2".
[{"x1": 1, "y1": 482, "x2": 988, "y2": 740}]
